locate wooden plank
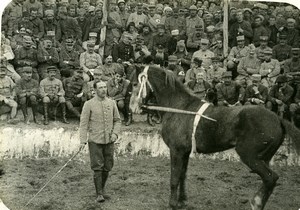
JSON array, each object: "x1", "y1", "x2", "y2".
[
  {"x1": 223, "y1": 0, "x2": 229, "y2": 58},
  {"x1": 99, "y1": 0, "x2": 109, "y2": 59}
]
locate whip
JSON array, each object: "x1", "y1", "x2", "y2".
[{"x1": 25, "y1": 147, "x2": 84, "y2": 207}]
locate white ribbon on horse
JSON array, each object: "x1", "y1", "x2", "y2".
[{"x1": 191, "y1": 102, "x2": 211, "y2": 154}]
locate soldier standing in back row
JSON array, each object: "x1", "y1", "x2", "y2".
[{"x1": 40, "y1": 66, "x2": 69, "y2": 125}]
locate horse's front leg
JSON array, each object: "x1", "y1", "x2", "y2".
[
  {"x1": 169, "y1": 149, "x2": 184, "y2": 210},
  {"x1": 178, "y1": 152, "x2": 190, "y2": 208}
]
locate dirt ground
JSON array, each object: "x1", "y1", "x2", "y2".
[{"x1": 0, "y1": 153, "x2": 300, "y2": 210}]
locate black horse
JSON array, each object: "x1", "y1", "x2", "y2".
[{"x1": 139, "y1": 66, "x2": 300, "y2": 210}]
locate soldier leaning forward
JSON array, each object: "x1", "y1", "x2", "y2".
[
  {"x1": 0, "y1": 65, "x2": 18, "y2": 123},
  {"x1": 15, "y1": 66, "x2": 41, "y2": 124},
  {"x1": 39, "y1": 66, "x2": 69, "y2": 125},
  {"x1": 63, "y1": 67, "x2": 86, "y2": 119}
]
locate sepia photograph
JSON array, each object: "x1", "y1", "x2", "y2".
[{"x1": 0, "y1": 0, "x2": 299, "y2": 209}]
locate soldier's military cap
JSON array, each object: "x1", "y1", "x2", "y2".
[
  {"x1": 236, "y1": 35, "x2": 245, "y2": 41},
  {"x1": 22, "y1": 66, "x2": 33, "y2": 73},
  {"x1": 23, "y1": 35, "x2": 33, "y2": 43},
  {"x1": 243, "y1": 8, "x2": 253, "y2": 14},
  {"x1": 47, "y1": 66, "x2": 57, "y2": 72},
  {"x1": 117, "y1": 0, "x2": 125, "y2": 4},
  {"x1": 200, "y1": 38, "x2": 209, "y2": 44},
  {"x1": 45, "y1": 10, "x2": 54, "y2": 16},
  {"x1": 292, "y1": 48, "x2": 300, "y2": 52},
  {"x1": 171, "y1": 29, "x2": 179, "y2": 36},
  {"x1": 114, "y1": 65, "x2": 125, "y2": 76},
  {"x1": 206, "y1": 25, "x2": 215, "y2": 33},
  {"x1": 177, "y1": 40, "x2": 185, "y2": 47},
  {"x1": 211, "y1": 57, "x2": 220, "y2": 62},
  {"x1": 222, "y1": 71, "x2": 232, "y2": 78},
  {"x1": 157, "y1": 23, "x2": 165, "y2": 29},
  {"x1": 46, "y1": 31, "x2": 55, "y2": 37},
  {"x1": 189, "y1": 5, "x2": 197, "y2": 10},
  {"x1": 279, "y1": 34, "x2": 287, "y2": 39},
  {"x1": 252, "y1": 74, "x2": 261, "y2": 81},
  {"x1": 287, "y1": 18, "x2": 296, "y2": 24},
  {"x1": 74, "y1": 67, "x2": 84, "y2": 73},
  {"x1": 276, "y1": 75, "x2": 287, "y2": 83},
  {"x1": 259, "y1": 36, "x2": 269, "y2": 41},
  {"x1": 89, "y1": 32, "x2": 97, "y2": 37}
]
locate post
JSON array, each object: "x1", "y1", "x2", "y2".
[
  {"x1": 99, "y1": 0, "x2": 109, "y2": 59},
  {"x1": 223, "y1": 0, "x2": 229, "y2": 58}
]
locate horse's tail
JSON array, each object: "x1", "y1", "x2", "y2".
[{"x1": 281, "y1": 119, "x2": 300, "y2": 155}]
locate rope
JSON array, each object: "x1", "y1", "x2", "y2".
[
  {"x1": 25, "y1": 148, "x2": 83, "y2": 207},
  {"x1": 142, "y1": 105, "x2": 217, "y2": 122}
]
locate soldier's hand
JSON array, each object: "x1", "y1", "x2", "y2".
[
  {"x1": 252, "y1": 86, "x2": 259, "y2": 93},
  {"x1": 76, "y1": 92, "x2": 83, "y2": 98},
  {"x1": 275, "y1": 99, "x2": 283, "y2": 105}
]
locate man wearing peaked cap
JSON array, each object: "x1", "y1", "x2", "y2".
[
  {"x1": 167, "y1": 55, "x2": 185, "y2": 83},
  {"x1": 192, "y1": 37, "x2": 214, "y2": 69},
  {"x1": 285, "y1": 17, "x2": 300, "y2": 47},
  {"x1": 216, "y1": 70, "x2": 245, "y2": 106},
  {"x1": 252, "y1": 15, "x2": 269, "y2": 47},
  {"x1": 244, "y1": 74, "x2": 268, "y2": 105},
  {"x1": 15, "y1": 66, "x2": 41, "y2": 124},
  {"x1": 267, "y1": 74, "x2": 294, "y2": 118},
  {"x1": 284, "y1": 48, "x2": 300, "y2": 84},
  {"x1": 186, "y1": 4, "x2": 205, "y2": 36},
  {"x1": 126, "y1": 1, "x2": 148, "y2": 28},
  {"x1": 256, "y1": 36, "x2": 272, "y2": 62},
  {"x1": 39, "y1": 65, "x2": 69, "y2": 125},
  {"x1": 63, "y1": 66, "x2": 86, "y2": 119},
  {"x1": 259, "y1": 48, "x2": 281, "y2": 88},
  {"x1": 0, "y1": 65, "x2": 18, "y2": 124},
  {"x1": 272, "y1": 33, "x2": 292, "y2": 65}
]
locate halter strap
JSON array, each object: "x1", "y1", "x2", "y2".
[{"x1": 191, "y1": 102, "x2": 211, "y2": 154}]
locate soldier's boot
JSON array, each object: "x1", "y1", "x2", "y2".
[
  {"x1": 102, "y1": 171, "x2": 110, "y2": 199},
  {"x1": 61, "y1": 103, "x2": 70, "y2": 124},
  {"x1": 53, "y1": 105, "x2": 57, "y2": 121},
  {"x1": 21, "y1": 104, "x2": 30, "y2": 124},
  {"x1": 147, "y1": 113, "x2": 155, "y2": 126},
  {"x1": 69, "y1": 106, "x2": 81, "y2": 119},
  {"x1": 125, "y1": 113, "x2": 132, "y2": 126},
  {"x1": 32, "y1": 105, "x2": 41, "y2": 125},
  {"x1": 94, "y1": 172, "x2": 105, "y2": 203},
  {"x1": 43, "y1": 103, "x2": 49, "y2": 125}
]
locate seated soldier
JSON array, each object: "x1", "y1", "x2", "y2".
[
  {"x1": 290, "y1": 84, "x2": 300, "y2": 124},
  {"x1": 186, "y1": 25, "x2": 206, "y2": 53},
  {"x1": 266, "y1": 75, "x2": 294, "y2": 118},
  {"x1": 39, "y1": 66, "x2": 69, "y2": 125},
  {"x1": 206, "y1": 57, "x2": 226, "y2": 88},
  {"x1": 216, "y1": 71, "x2": 245, "y2": 106},
  {"x1": 63, "y1": 67, "x2": 86, "y2": 119},
  {"x1": 102, "y1": 55, "x2": 117, "y2": 82},
  {"x1": 167, "y1": 55, "x2": 185, "y2": 83},
  {"x1": 187, "y1": 72, "x2": 211, "y2": 100},
  {"x1": 15, "y1": 66, "x2": 41, "y2": 124},
  {"x1": 244, "y1": 74, "x2": 268, "y2": 106},
  {"x1": 107, "y1": 66, "x2": 132, "y2": 126},
  {"x1": 84, "y1": 66, "x2": 104, "y2": 100},
  {"x1": 59, "y1": 37, "x2": 80, "y2": 79},
  {"x1": 0, "y1": 65, "x2": 18, "y2": 124},
  {"x1": 80, "y1": 40, "x2": 103, "y2": 82},
  {"x1": 185, "y1": 58, "x2": 205, "y2": 85}
]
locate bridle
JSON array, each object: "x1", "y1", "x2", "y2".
[{"x1": 137, "y1": 65, "x2": 153, "y2": 100}]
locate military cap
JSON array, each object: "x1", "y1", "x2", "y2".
[
  {"x1": 195, "y1": 25, "x2": 203, "y2": 29},
  {"x1": 206, "y1": 25, "x2": 215, "y2": 33},
  {"x1": 259, "y1": 36, "x2": 269, "y2": 41},
  {"x1": 255, "y1": 15, "x2": 264, "y2": 22},
  {"x1": 22, "y1": 66, "x2": 33, "y2": 73},
  {"x1": 88, "y1": 6, "x2": 95, "y2": 12},
  {"x1": 189, "y1": 5, "x2": 198, "y2": 10},
  {"x1": 117, "y1": 0, "x2": 125, "y2": 4},
  {"x1": 292, "y1": 48, "x2": 300, "y2": 52},
  {"x1": 148, "y1": 4, "x2": 156, "y2": 9},
  {"x1": 23, "y1": 35, "x2": 33, "y2": 43},
  {"x1": 168, "y1": 55, "x2": 178, "y2": 61},
  {"x1": 243, "y1": 8, "x2": 253, "y2": 14},
  {"x1": 287, "y1": 18, "x2": 296, "y2": 24},
  {"x1": 114, "y1": 65, "x2": 125, "y2": 76},
  {"x1": 263, "y1": 48, "x2": 273, "y2": 54},
  {"x1": 275, "y1": 75, "x2": 287, "y2": 83},
  {"x1": 47, "y1": 31, "x2": 55, "y2": 36},
  {"x1": 256, "y1": 3, "x2": 268, "y2": 10},
  {"x1": 74, "y1": 67, "x2": 84, "y2": 72},
  {"x1": 251, "y1": 74, "x2": 261, "y2": 81},
  {"x1": 171, "y1": 29, "x2": 179, "y2": 36},
  {"x1": 177, "y1": 40, "x2": 185, "y2": 47},
  {"x1": 89, "y1": 32, "x2": 97, "y2": 37},
  {"x1": 45, "y1": 9, "x2": 54, "y2": 16},
  {"x1": 279, "y1": 34, "x2": 287, "y2": 39},
  {"x1": 156, "y1": 4, "x2": 164, "y2": 9},
  {"x1": 157, "y1": 23, "x2": 165, "y2": 29},
  {"x1": 61, "y1": 0, "x2": 69, "y2": 3},
  {"x1": 47, "y1": 66, "x2": 57, "y2": 72},
  {"x1": 211, "y1": 57, "x2": 220, "y2": 62},
  {"x1": 222, "y1": 71, "x2": 232, "y2": 78},
  {"x1": 200, "y1": 38, "x2": 209, "y2": 44},
  {"x1": 164, "y1": 6, "x2": 173, "y2": 12},
  {"x1": 137, "y1": 3, "x2": 143, "y2": 7},
  {"x1": 236, "y1": 35, "x2": 245, "y2": 41}
]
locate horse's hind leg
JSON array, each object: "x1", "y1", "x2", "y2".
[
  {"x1": 169, "y1": 149, "x2": 185, "y2": 210},
  {"x1": 236, "y1": 148, "x2": 279, "y2": 210},
  {"x1": 178, "y1": 152, "x2": 190, "y2": 208}
]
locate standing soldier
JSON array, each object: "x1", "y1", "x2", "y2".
[
  {"x1": 0, "y1": 65, "x2": 18, "y2": 124},
  {"x1": 15, "y1": 66, "x2": 41, "y2": 124},
  {"x1": 28, "y1": 8, "x2": 45, "y2": 42},
  {"x1": 186, "y1": 5, "x2": 205, "y2": 36},
  {"x1": 63, "y1": 67, "x2": 86, "y2": 119},
  {"x1": 43, "y1": 9, "x2": 62, "y2": 41},
  {"x1": 79, "y1": 80, "x2": 121, "y2": 203},
  {"x1": 14, "y1": 35, "x2": 39, "y2": 81},
  {"x1": 39, "y1": 66, "x2": 69, "y2": 125}
]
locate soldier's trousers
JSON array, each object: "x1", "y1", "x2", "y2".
[{"x1": 88, "y1": 142, "x2": 114, "y2": 172}]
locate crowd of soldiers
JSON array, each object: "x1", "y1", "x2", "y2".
[{"x1": 1, "y1": 0, "x2": 300, "y2": 126}]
